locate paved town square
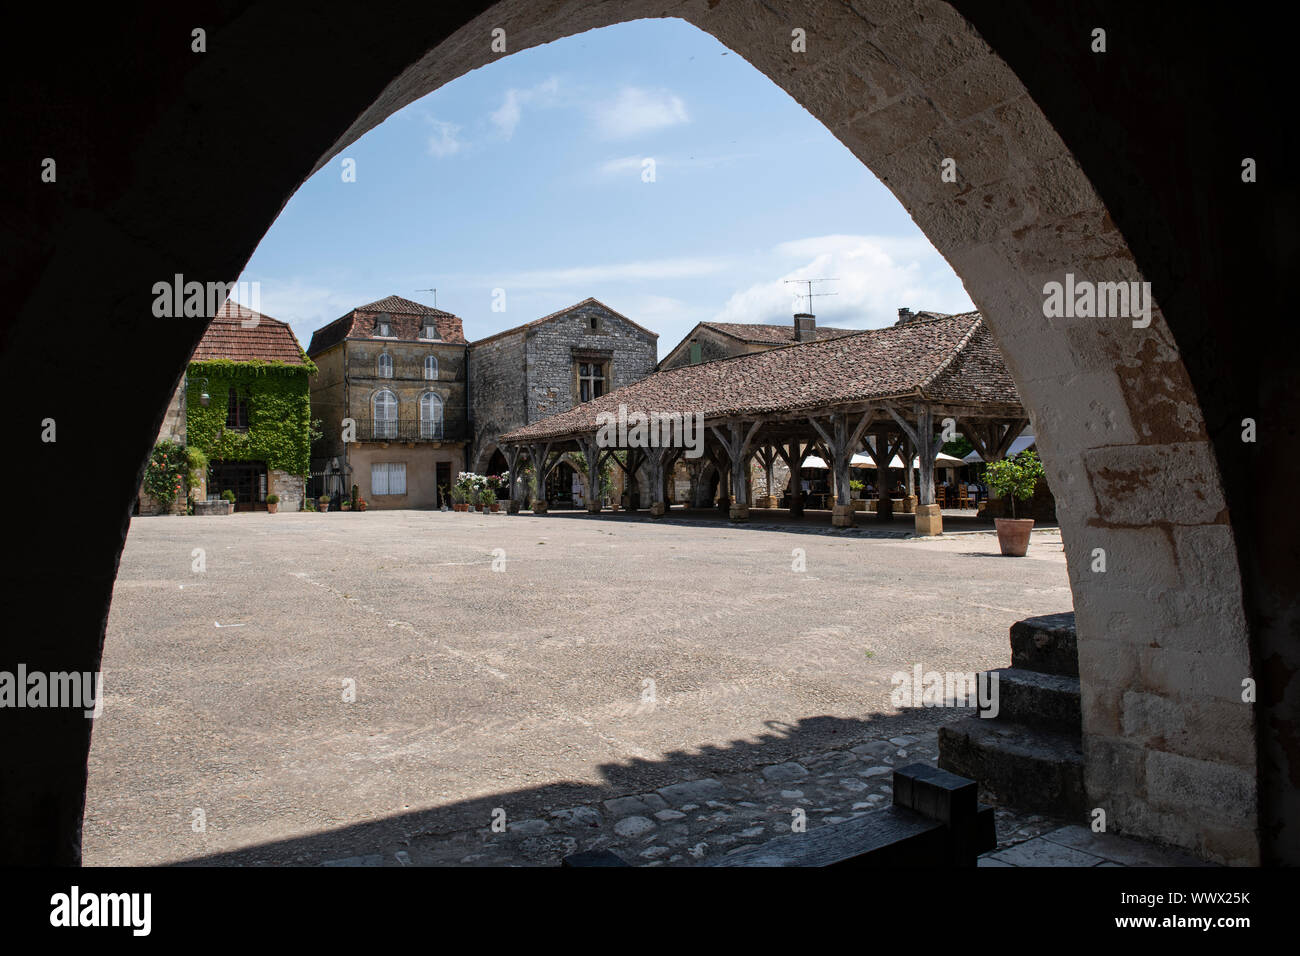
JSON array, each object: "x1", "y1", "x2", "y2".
[{"x1": 85, "y1": 509, "x2": 1077, "y2": 866}]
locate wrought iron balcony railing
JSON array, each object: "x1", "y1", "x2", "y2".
[{"x1": 353, "y1": 418, "x2": 467, "y2": 442}]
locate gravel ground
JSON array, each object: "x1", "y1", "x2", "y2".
[{"x1": 84, "y1": 508, "x2": 1071, "y2": 865}]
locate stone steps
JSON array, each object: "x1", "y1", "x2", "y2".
[
  {"x1": 938, "y1": 610, "x2": 1084, "y2": 819},
  {"x1": 938, "y1": 717, "x2": 1086, "y2": 817},
  {"x1": 1009, "y1": 612, "x2": 1078, "y2": 677},
  {"x1": 989, "y1": 667, "x2": 1081, "y2": 731}
]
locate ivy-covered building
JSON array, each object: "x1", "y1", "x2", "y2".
[{"x1": 139, "y1": 301, "x2": 314, "y2": 514}]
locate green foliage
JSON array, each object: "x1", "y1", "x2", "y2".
[
  {"x1": 942, "y1": 435, "x2": 974, "y2": 459},
  {"x1": 143, "y1": 441, "x2": 187, "y2": 509},
  {"x1": 186, "y1": 360, "x2": 314, "y2": 475},
  {"x1": 265, "y1": 493, "x2": 279, "y2": 504},
  {"x1": 220, "y1": 489, "x2": 236, "y2": 503},
  {"x1": 849, "y1": 479, "x2": 865, "y2": 496},
  {"x1": 983, "y1": 450, "x2": 1045, "y2": 519}
]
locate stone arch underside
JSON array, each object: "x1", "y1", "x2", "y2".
[{"x1": 2, "y1": 0, "x2": 1270, "y2": 865}]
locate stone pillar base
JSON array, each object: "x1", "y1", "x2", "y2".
[
  {"x1": 914, "y1": 503, "x2": 943, "y2": 536},
  {"x1": 729, "y1": 504, "x2": 750, "y2": 522},
  {"x1": 650, "y1": 502, "x2": 666, "y2": 517},
  {"x1": 530, "y1": 499, "x2": 547, "y2": 514},
  {"x1": 831, "y1": 503, "x2": 856, "y2": 527},
  {"x1": 587, "y1": 502, "x2": 602, "y2": 514}
]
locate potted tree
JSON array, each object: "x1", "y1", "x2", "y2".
[
  {"x1": 482, "y1": 486, "x2": 498, "y2": 513},
  {"x1": 265, "y1": 493, "x2": 280, "y2": 514},
  {"x1": 318, "y1": 494, "x2": 330, "y2": 513},
  {"x1": 984, "y1": 450, "x2": 1046, "y2": 556}
]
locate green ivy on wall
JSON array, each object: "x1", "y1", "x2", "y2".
[{"x1": 186, "y1": 358, "x2": 316, "y2": 475}]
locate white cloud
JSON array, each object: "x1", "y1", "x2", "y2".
[
  {"x1": 426, "y1": 118, "x2": 463, "y2": 158},
  {"x1": 595, "y1": 151, "x2": 754, "y2": 180},
  {"x1": 592, "y1": 86, "x2": 689, "y2": 139},
  {"x1": 713, "y1": 235, "x2": 975, "y2": 327},
  {"x1": 490, "y1": 76, "x2": 560, "y2": 139}
]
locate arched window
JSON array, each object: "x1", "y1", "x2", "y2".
[
  {"x1": 424, "y1": 354, "x2": 438, "y2": 380},
  {"x1": 373, "y1": 389, "x2": 397, "y2": 439},
  {"x1": 419, "y1": 391, "x2": 444, "y2": 439},
  {"x1": 377, "y1": 353, "x2": 393, "y2": 378}
]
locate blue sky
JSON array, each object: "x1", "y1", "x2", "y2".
[{"x1": 237, "y1": 18, "x2": 974, "y2": 355}]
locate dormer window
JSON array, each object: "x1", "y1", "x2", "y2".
[
  {"x1": 374, "y1": 312, "x2": 393, "y2": 337},
  {"x1": 419, "y1": 322, "x2": 439, "y2": 340},
  {"x1": 377, "y1": 353, "x2": 393, "y2": 378}
]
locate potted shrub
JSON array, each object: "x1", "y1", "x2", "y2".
[
  {"x1": 482, "y1": 486, "x2": 498, "y2": 513},
  {"x1": 340, "y1": 498, "x2": 351, "y2": 512},
  {"x1": 357, "y1": 497, "x2": 367, "y2": 512},
  {"x1": 318, "y1": 494, "x2": 330, "y2": 513},
  {"x1": 265, "y1": 493, "x2": 280, "y2": 514},
  {"x1": 351, "y1": 483, "x2": 360, "y2": 512},
  {"x1": 984, "y1": 450, "x2": 1045, "y2": 556},
  {"x1": 220, "y1": 489, "x2": 236, "y2": 514}
]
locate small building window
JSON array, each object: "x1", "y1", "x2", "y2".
[
  {"x1": 590, "y1": 315, "x2": 600, "y2": 331},
  {"x1": 226, "y1": 387, "x2": 249, "y2": 429},
  {"x1": 424, "y1": 354, "x2": 438, "y2": 380},
  {"x1": 374, "y1": 312, "x2": 393, "y2": 337},
  {"x1": 578, "y1": 361, "x2": 606, "y2": 403},
  {"x1": 420, "y1": 322, "x2": 439, "y2": 340},
  {"x1": 371, "y1": 462, "x2": 407, "y2": 496},
  {"x1": 377, "y1": 353, "x2": 393, "y2": 378},
  {"x1": 689, "y1": 342, "x2": 702, "y2": 365}
]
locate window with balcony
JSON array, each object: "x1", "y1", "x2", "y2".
[
  {"x1": 373, "y1": 389, "x2": 397, "y2": 439},
  {"x1": 424, "y1": 354, "x2": 438, "y2": 380},
  {"x1": 420, "y1": 391, "x2": 444, "y2": 439}
]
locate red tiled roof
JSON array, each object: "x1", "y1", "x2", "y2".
[
  {"x1": 307, "y1": 295, "x2": 467, "y2": 354},
  {"x1": 469, "y1": 297, "x2": 658, "y2": 347},
  {"x1": 501, "y1": 312, "x2": 1020, "y2": 442},
  {"x1": 191, "y1": 301, "x2": 307, "y2": 365},
  {"x1": 699, "y1": 321, "x2": 860, "y2": 345}
]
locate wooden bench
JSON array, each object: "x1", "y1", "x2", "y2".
[{"x1": 562, "y1": 764, "x2": 995, "y2": 868}]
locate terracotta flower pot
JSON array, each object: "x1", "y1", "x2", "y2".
[
  {"x1": 490, "y1": 502, "x2": 500, "y2": 512},
  {"x1": 267, "y1": 502, "x2": 279, "y2": 514},
  {"x1": 475, "y1": 503, "x2": 484, "y2": 512},
  {"x1": 319, "y1": 502, "x2": 329, "y2": 513},
  {"x1": 995, "y1": 517, "x2": 1034, "y2": 556}
]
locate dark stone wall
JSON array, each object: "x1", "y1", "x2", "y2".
[
  {"x1": 952, "y1": 0, "x2": 1296, "y2": 865},
  {"x1": 0, "y1": 1, "x2": 1292, "y2": 863}
]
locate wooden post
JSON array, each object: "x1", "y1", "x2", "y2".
[
  {"x1": 886, "y1": 404, "x2": 946, "y2": 535},
  {"x1": 808, "y1": 410, "x2": 875, "y2": 526},
  {"x1": 709, "y1": 421, "x2": 762, "y2": 521}
]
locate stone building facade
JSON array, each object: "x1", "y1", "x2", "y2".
[
  {"x1": 137, "y1": 378, "x2": 188, "y2": 515},
  {"x1": 308, "y1": 295, "x2": 468, "y2": 510},
  {"x1": 467, "y1": 298, "x2": 659, "y2": 481}
]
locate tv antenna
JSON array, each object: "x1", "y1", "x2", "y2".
[
  {"x1": 784, "y1": 277, "x2": 838, "y2": 312},
  {"x1": 415, "y1": 288, "x2": 438, "y2": 309}
]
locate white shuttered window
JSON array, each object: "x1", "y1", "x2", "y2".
[{"x1": 371, "y1": 462, "x2": 406, "y2": 496}]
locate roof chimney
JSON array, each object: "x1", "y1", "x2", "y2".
[
  {"x1": 794, "y1": 313, "x2": 816, "y2": 342},
  {"x1": 897, "y1": 307, "x2": 913, "y2": 325}
]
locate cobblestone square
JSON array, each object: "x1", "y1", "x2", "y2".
[{"x1": 87, "y1": 509, "x2": 1074, "y2": 865}]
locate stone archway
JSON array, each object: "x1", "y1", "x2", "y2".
[{"x1": 3, "y1": 1, "x2": 1285, "y2": 865}]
